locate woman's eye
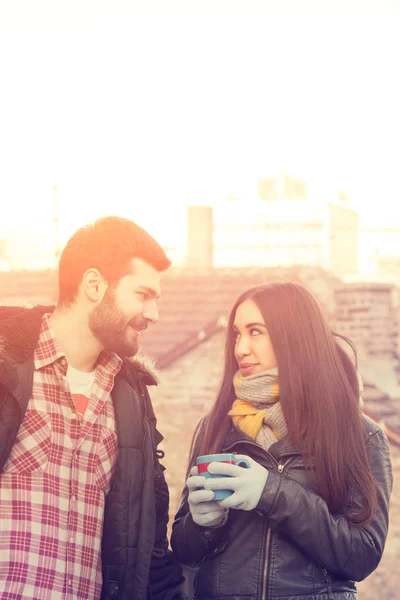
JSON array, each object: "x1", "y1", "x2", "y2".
[
  {"x1": 250, "y1": 328, "x2": 261, "y2": 336},
  {"x1": 137, "y1": 292, "x2": 146, "y2": 300}
]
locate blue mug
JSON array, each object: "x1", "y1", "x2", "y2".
[{"x1": 196, "y1": 453, "x2": 250, "y2": 499}]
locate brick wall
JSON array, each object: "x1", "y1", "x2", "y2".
[
  {"x1": 151, "y1": 332, "x2": 226, "y2": 511},
  {"x1": 334, "y1": 283, "x2": 397, "y2": 358}
]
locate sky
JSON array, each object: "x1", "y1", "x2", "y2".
[{"x1": 0, "y1": 0, "x2": 399, "y2": 247}]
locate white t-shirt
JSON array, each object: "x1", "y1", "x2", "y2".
[{"x1": 65, "y1": 364, "x2": 95, "y2": 417}]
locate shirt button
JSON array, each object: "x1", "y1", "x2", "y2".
[
  {"x1": 68, "y1": 579, "x2": 73, "y2": 586},
  {"x1": 71, "y1": 413, "x2": 77, "y2": 420},
  {"x1": 69, "y1": 536, "x2": 74, "y2": 543},
  {"x1": 71, "y1": 495, "x2": 76, "y2": 502}
]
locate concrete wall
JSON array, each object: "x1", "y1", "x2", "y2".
[
  {"x1": 328, "y1": 202, "x2": 359, "y2": 277},
  {"x1": 185, "y1": 205, "x2": 214, "y2": 269}
]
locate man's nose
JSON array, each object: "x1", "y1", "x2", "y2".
[{"x1": 143, "y1": 299, "x2": 159, "y2": 324}]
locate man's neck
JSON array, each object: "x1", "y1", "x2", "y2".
[{"x1": 50, "y1": 306, "x2": 102, "y2": 373}]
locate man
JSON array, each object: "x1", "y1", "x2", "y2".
[{"x1": 0, "y1": 216, "x2": 186, "y2": 600}]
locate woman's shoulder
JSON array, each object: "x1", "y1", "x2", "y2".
[{"x1": 360, "y1": 412, "x2": 386, "y2": 442}]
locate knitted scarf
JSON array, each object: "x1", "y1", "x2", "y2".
[
  {"x1": 228, "y1": 368, "x2": 365, "y2": 452},
  {"x1": 228, "y1": 367, "x2": 288, "y2": 451}
]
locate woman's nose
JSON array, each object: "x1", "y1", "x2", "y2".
[{"x1": 235, "y1": 336, "x2": 251, "y2": 357}]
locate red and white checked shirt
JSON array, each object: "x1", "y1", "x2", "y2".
[{"x1": 0, "y1": 314, "x2": 122, "y2": 600}]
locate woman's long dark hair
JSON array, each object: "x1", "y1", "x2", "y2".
[{"x1": 198, "y1": 282, "x2": 377, "y2": 526}]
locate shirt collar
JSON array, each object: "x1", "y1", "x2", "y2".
[
  {"x1": 34, "y1": 313, "x2": 123, "y2": 376},
  {"x1": 34, "y1": 313, "x2": 66, "y2": 370}
]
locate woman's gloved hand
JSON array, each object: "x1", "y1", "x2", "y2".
[
  {"x1": 186, "y1": 466, "x2": 229, "y2": 527},
  {"x1": 203, "y1": 455, "x2": 269, "y2": 511}
]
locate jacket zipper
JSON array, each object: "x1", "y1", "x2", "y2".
[
  {"x1": 261, "y1": 527, "x2": 271, "y2": 600},
  {"x1": 224, "y1": 442, "x2": 299, "y2": 600},
  {"x1": 260, "y1": 458, "x2": 294, "y2": 600},
  {"x1": 139, "y1": 381, "x2": 151, "y2": 600},
  {"x1": 277, "y1": 457, "x2": 296, "y2": 473},
  {"x1": 321, "y1": 567, "x2": 334, "y2": 600},
  {"x1": 140, "y1": 385, "x2": 148, "y2": 483}
]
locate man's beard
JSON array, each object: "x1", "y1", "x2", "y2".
[{"x1": 88, "y1": 288, "x2": 148, "y2": 357}]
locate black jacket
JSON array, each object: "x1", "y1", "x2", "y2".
[
  {"x1": 171, "y1": 415, "x2": 393, "y2": 600},
  {"x1": 0, "y1": 305, "x2": 185, "y2": 600}
]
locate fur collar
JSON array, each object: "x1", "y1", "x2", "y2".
[
  {"x1": 0, "y1": 304, "x2": 158, "y2": 391},
  {"x1": 126, "y1": 353, "x2": 160, "y2": 385}
]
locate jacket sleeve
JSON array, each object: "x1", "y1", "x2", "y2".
[
  {"x1": 147, "y1": 427, "x2": 187, "y2": 600},
  {"x1": 256, "y1": 428, "x2": 393, "y2": 581},
  {"x1": 170, "y1": 419, "x2": 230, "y2": 568}
]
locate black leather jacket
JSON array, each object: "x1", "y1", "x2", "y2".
[
  {"x1": 171, "y1": 415, "x2": 393, "y2": 600},
  {"x1": 0, "y1": 305, "x2": 185, "y2": 600}
]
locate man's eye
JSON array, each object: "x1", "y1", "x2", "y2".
[{"x1": 137, "y1": 292, "x2": 146, "y2": 300}]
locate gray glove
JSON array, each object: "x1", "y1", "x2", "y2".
[
  {"x1": 186, "y1": 466, "x2": 229, "y2": 527},
  {"x1": 203, "y1": 454, "x2": 269, "y2": 511}
]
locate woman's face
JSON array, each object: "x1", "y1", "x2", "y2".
[{"x1": 233, "y1": 298, "x2": 277, "y2": 377}]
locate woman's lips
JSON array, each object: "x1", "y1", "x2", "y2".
[{"x1": 239, "y1": 363, "x2": 258, "y2": 376}]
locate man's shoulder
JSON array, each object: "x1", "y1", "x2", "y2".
[
  {"x1": 0, "y1": 304, "x2": 53, "y2": 393},
  {"x1": 0, "y1": 304, "x2": 53, "y2": 320},
  {"x1": 0, "y1": 304, "x2": 54, "y2": 348},
  {"x1": 118, "y1": 354, "x2": 160, "y2": 432}
]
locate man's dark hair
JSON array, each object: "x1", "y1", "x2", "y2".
[{"x1": 57, "y1": 216, "x2": 171, "y2": 306}]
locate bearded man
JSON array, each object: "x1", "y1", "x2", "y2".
[{"x1": 0, "y1": 216, "x2": 185, "y2": 600}]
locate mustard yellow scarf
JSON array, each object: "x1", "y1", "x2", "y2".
[
  {"x1": 228, "y1": 368, "x2": 288, "y2": 450},
  {"x1": 228, "y1": 368, "x2": 365, "y2": 451}
]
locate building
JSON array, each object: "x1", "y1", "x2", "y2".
[
  {"x1": 2, "y1": 223, "x2": 58, "y2": 270},
  {"x1": 359, "y1": 214, "x2": 400, "y2": 276},
  {"x1": 0, "y1": 237, "x2": 10, "y2": 271},
  {"x1": 208, "y1": 175, "x2": 359, "y2": 277},
  {"x1": 377, "y1": 257, "x2": 400, "y2": 278}
]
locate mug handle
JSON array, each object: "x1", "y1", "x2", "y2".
[{"x1": 235, "y1": 458, "x2": 250, "y2": 469}]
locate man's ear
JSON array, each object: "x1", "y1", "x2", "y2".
[{"x1": 81, "y1": 268, "x2": 108, "y2": 303}]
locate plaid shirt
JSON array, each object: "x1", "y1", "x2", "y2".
[{"x1": 0, "y1": 314, "x2": 122, "y2": 600}]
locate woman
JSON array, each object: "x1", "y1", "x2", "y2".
[{"x1": 171, "y1": 282, "x2": 393, "y2": 600}]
